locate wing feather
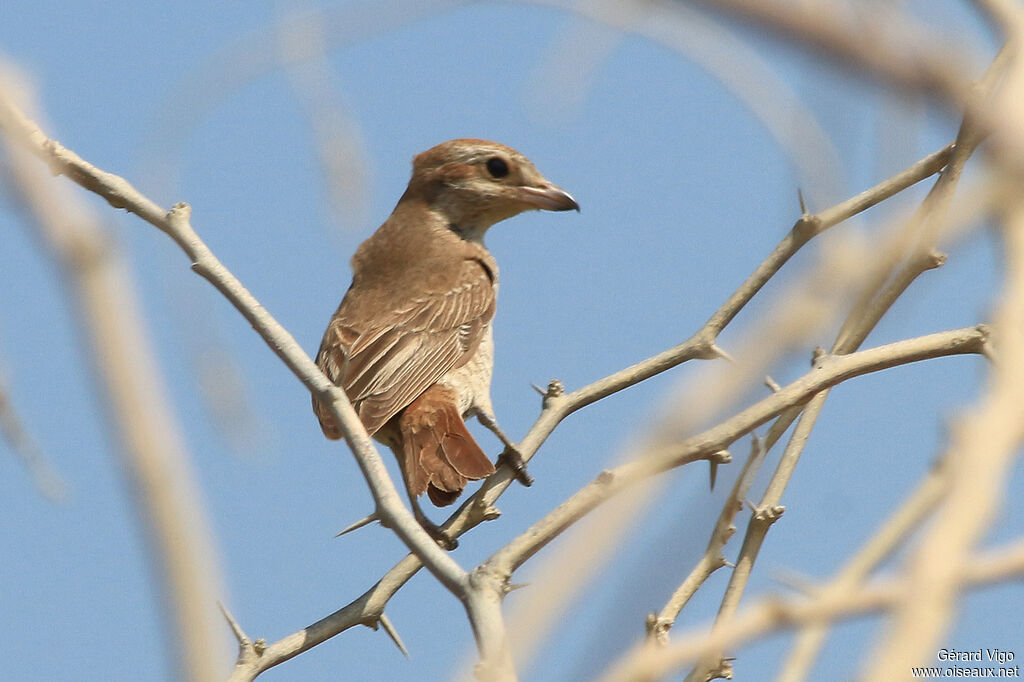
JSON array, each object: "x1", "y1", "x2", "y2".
[{"x1": 314, "y1": 258, "x2": 495, "y2": 437}]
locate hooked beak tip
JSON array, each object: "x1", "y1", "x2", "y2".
[{"x1": 518, "y1": 185, "x2": 580, "y2": 213}]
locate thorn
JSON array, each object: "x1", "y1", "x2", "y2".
[
  {"x1": 797, "y1": 188, "x2": 808, "y2": 215},
  {"x1": 764, "y1": 375, "x2": 781, "y2": 393},
  {"x1": 710, "y1": 344, "x2": 735, "y2": 364},
  {"x1": 378, "y1": 613, "x2": 409, "y2": 658},
  {"x1": 723, "y1": 560, "x2": 736, "y2": 569},
  {"x1": 709, "y1": 459, "x2": 718, "y2": 491},
  {"x1": 505, "y1": 582, "x2": 530, "y2": 594},
  {"x1": 218, "y1": 601, "x2": 249, "y2": 646},
  {"x1": 530, "y1": 382, "x2": 546, "y2": 396},
  {"x1": 335, "y1": 512, "x2": 381, "y2": 537}
]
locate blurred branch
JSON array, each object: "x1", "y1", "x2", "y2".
[
  {"x1": 215, "y1": 137, "x2": 955, "y2": 678},
  {"x1": 680, "y1": 0, "x2": 977, "y2": 101},
  {"x1": 0, "y1": 364, "x2": 67, "y2": 501},
  {"x1": 141, "y1": 0, "x2": 462, "y2": 188},
  {"x1": 526, "y1": 0, "x2": 846, "y2": 205},
  {"x1": 485, "y1": 326, "x2": 988, "y2": 578},
  {"x1": 599, "y1": 536, "x2": 1024, "y2": 682},
  {"x1": 865, "y1": 181, "x2": 1024, "y2": 681},
  {"x1": 0, "y1": 82, "x2": 485, "y2": 667},
  {"x1": 275, "y1": 6, "x2": 370, "y2": 232},
  {"x1": 0, "y1": 76, "x2": 224, "y2": 680},
  {"x1": 777, "y1": 459, "x2": 950, "y2": 681},
  {"x1": 681, "y1": 43, "x2": 1007, "y2": 680}
]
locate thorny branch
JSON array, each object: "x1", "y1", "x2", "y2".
[
  {"x1": 217, "y1": 122, "x2": 956, "y2": 677},
  {"x1": 0, "y1": 86, "x2": 224, "y2": 681},
  {"x1": 3, "y1": 2, "x2": 1018, "y2": 678},
  {"x1": 680, "y1": 42, "x2": 1009, "y2": 682},
  {"x1": 0, "y1": 84, "x2": 978, "y2": 678},
  {"x1": 0, "y1": 86, "x2": 484, "y2": 670},
  {"x1": 599, "y1": 537, "x2": 1024, "y2": 682}
]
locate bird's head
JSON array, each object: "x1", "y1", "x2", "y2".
[{"x1": 402, "y1": 138, "x2": 579, "y2": 239}]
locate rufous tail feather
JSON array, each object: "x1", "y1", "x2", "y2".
[{"x1": 399, "y1": 385, "x2": 495, "y2": 507}]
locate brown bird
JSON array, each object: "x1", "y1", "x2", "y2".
[{"x1": 313, "y1": 138, "x2": 578, "y2": 547}]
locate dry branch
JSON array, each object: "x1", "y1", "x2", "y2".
[
  {"x1": 0, "y1": 78, "x2": 225, "y2": 681},
  {"x1": 600, "y1": 537, "x2": 1024, "y2": 682},
  {"x1": 223, "y1": 134, "x2": 957, "y2": 677},
  {"x1": 680, "y1": 42, "x2": 1008, "y2": 680}
]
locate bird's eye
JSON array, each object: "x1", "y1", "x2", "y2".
[{"x1": 486, "y1": 157, "x2": 509, "y2": 178}]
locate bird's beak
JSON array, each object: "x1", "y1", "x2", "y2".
[{"x1": 517, "y1": 184, "x2": 580, "y2": 212}]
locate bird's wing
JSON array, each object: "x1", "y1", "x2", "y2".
[{"x1": 313, "y1": 257, "x2": 495, "y2": 438}]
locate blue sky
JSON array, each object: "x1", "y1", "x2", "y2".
[{"x1": 2, "y1": 2, "x2": 1021, "y2": 681}]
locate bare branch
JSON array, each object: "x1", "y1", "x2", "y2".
[
  {"x1": 0, "y1": 77, "x2": 225, "y2": 681},
  {"x1": 680, "y1": 0, "x2": 977, "y2": 101},
  {"x1": 864, "y1": 185, "x2": 1024, "y2": 677},
  {"x1": 214, "y1": 134, "x2": 959, "y2": 676},
  {"x1": 0, "y1": 367, "x2": 67, "y2": 501},
  {"x1": 486, "y1": 326, "x2": 988, "y2": 577},
  {"x1": 0, "y1": 92, "x2": 469, "y2": 596},
  {"x1": 496, "y1": 137, "x2": 954, "y2": 489},
  {"x1": 684, "y1": 43, "x2": 1008, "y2": 679},
  {"x1": 777, "y1": 461, "x2": 950, "y2": 681},
  {"x1": 649, "y1": 438, "x2": 767, "y2": 644},
  {"x1": 600, "y1": 537, "x2": 1024, "y2": 682}
]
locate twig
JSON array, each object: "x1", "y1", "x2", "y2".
[
  {"x1": 682, "y1": 44, "x2": 1007, "y2": 680},
  {"x1": 777, "y1": 460, "x2": 950, "y2": 681},
  {"x1": 214, "y1": 137, "x2": 956, "y2": 677},
  {"x1": 0, "y1": 370, "x2": 68, "y2": 501},
  {"x1": 649, "y1": 438, "x2": 767, "y2": 644},
  {"x1": 864, "y1": 182, "x2": 1024, "y2": 676},
  {"x1": 0, "y1": 79, "x2": 225, "y2": 681},
  {"x1": 485, "y1": 326, "x2": 988, "y2": 577},
  {"x1": 0, "y1": 90, "x2": 466, "y2": 591},
  {"x1": 598, "y1": 537, "x2": 1024, "y2": 682}
]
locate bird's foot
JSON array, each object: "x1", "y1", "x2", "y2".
[{"x1": 498, "y1": 446, "x2": 534, "y2": 487}]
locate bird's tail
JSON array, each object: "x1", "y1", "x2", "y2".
[{"x1": 399, "y1": 385, "x2": 496, "y2": 507}]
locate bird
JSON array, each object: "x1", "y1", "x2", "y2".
[{"x1": 312, "y1": 138, "x2": 578, "y2": 547}]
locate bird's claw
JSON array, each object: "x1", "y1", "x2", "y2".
[{"x1": 498, "y1": 446, "x2": 534, "y2": 487}]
